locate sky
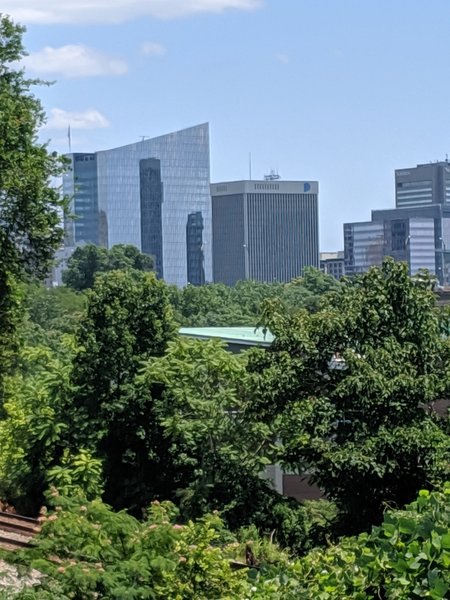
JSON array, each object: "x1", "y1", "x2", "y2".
[{"x1": 6, "y1": 0, "x2": 450, "y2": 251}]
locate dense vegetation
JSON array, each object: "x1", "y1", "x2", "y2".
[
  {"x1": 247, "y1": 260, "x2": 450, "y2": 534},
  {"x1": 0, "y1": 15, "x2": 64, "y2": 411},
  {"x1": 62, "y1": 244, "x2": 154, "y2": 291},
  {"x1": 8, "y1": 484, "x2": 450, "y2": 599},
  {"x1": 2, "y1": 14, "x2": 450, "y2": 598}
]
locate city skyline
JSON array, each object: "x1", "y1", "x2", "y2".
[{"x1": 8, "y1": 0, "x2": 450, "y2": 251}]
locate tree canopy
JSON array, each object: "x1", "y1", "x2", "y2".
[
  {"x1": 0, "y1": 16, "x2": 64, "y2": 278},
  {"x1": 62, "y1": 243, "x2": 154, "y2": 290},
  {"x1": 248, "y1": 259, "x2": 450, "y2": 533},
  {"x1": 167, "y1": 268, "x2": 341, "y2": 328},
  {"x1": 0, "y1": 14, "x2": 64, "y2": 408},
  {"x1": 68, "y1": 270, "x2": 176, "y2": 511}
]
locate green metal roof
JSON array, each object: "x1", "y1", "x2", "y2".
[{"x1": 179, "y1": 326, "x2": 274, "y2": 347}]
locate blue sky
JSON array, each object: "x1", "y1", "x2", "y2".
[{"x1": 7, "y1": 0, "x2": 450, "y2": 250}]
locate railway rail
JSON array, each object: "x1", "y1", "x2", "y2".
[{"x1": 0, "y1": 511, "x2": 40, "y2": 551}]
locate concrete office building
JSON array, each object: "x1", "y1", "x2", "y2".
[
  {"x1": 396, "y1": 161, "x2": 450, "y2": 208},
  {"x1": 344, "y1": 160, "x2": 450, "y2": 285},
  {"x1": 320, "y1": 251, "x2": 345, "y2": 279},
  {"x1": 211, "y1": 180, "x2": 319, "y2": 285},
  {"x1": 63, "y1": 123, "x2": 212, "y2": 287}
]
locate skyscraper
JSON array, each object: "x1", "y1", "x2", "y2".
[
  {"x1": 344, "y1": 216, "x2": 437, "y2": 278},
  {"x1": 211, "y1": 180, "x2": 319, "y2": 285},
  {"x1": 344, "y1": 160, "x2": 450, "y2": 283},
  {"x1": 63, "y1": 153, "x2": 99, "y2": 247},
  {"x1": 395, "y1": 161, "x2": 450, "y2": 208},
  {"x1": 63, "y1": 123, "x2": 212, "y2": 287}
]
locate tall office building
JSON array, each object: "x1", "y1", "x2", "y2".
[
  {"x1": 396, "y1": 161, "x2": 450, "y2": 208},
  {"x1": 63, "y1": 153, "x2": 99, "y2": 247},
  {"x1": 344, "y1": 160, "x2": 450, "y2": 285},
  {"x1": 344, "y1": 217, "x2": 437, "y2": 278},
  {"x1": 344, "y1": 221, "x2": 384, "y2": 276},
  {"x1": 211, "y1": 180, "x2": 319, "y2": 285},
  {"x1": 63, "y1": 123, "x2": 212, "y2": 287}
]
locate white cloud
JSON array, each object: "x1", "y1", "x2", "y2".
[
  {"x1": 141, "y1": 42, "x2": 167, "y2": 57},
  {"x1": 275, "y1": 52, "x2": 290, "y2": 64},
  {"x1": 22, "y1": 45, "x2": 128, "y2": 78},
  {"x1": 3, "y1": 0, "x2": 263, "y2": 24},
  {"x1": 45, "y1": 108, "x2": 110, "y2": 130}
]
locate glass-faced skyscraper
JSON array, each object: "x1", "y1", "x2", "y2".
[
  {"x1": 63, "y1": 123, "x2": 212, "y2": 287},
  {"x1": 211, "y1": 180, "x2": 319, "y2": 285},
  {"x1": 63, "y1": 153, "x2": 99, "y2": 247}
]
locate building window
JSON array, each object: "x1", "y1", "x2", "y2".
[{"x1": 391, "y1": 221, "x2": 407, "y2": 251}]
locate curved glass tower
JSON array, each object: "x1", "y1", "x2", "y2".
[{"x1": 64, "y1": 123, "x2": 212, "y2": 287}]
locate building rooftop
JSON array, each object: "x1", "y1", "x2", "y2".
[
  {"x1": 179, "y1": 326, "x2": 274, "y2": 347},
  {"x1": 210, "y1": 180, "x2": 318, "y2": 196}
]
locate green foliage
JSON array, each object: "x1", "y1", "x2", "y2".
[
  {"x1": 16, "y1": 495, "x2": 251, "y2": 599},
  {"x1": 137, "y1": 338, "x2": 273, "y2": 518},
  {"x1": 0, "y1": 15, "x2": 64, "y2": 409},
  {"x1": 62, "y1": 244, "x2": 154, "y2": 291},
  {"x1": 169, "y1": 269, "x2": 341, "y2": 327},
  {"x1": 0, "y1": 16, "x2": 64, "y2": 279},
  {"x1": 8, "y1": 485, "x2": 450, "y2": 599},
  {"x1": 0, "y1": 339, "x2": 75, "y2": 513},
  {"x1": 21, "y1": 283, "x2": 85, "y2": 350},
  {"x1": 276, "y1": 483, "x2": 450, "y2": 599},
  {"x1": 0, "y1": 273, "x2": 23, "y2": 408},
  {"x1": 248, "y1": 259, "x2": 450, "y2": 533},
  {"x1": 69, "y1": 270, "x2": 176, "y2": 510},
  {"x1": 135, "y1": 337, "x2": 335, "y2": 554},
  {"x1": 47, "y1": 450, "x2": 104, "y2": 500},
  {"x1": 24, "y1": 284, "x2": 85, "y2": 332}
]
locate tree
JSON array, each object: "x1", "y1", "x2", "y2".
[
  {"x1": 0, "y1": 16, "x2": 64, "y2": 406},
  {"x1": 0, "y1": 340, "x2": 75, "y2": 514},
  {"x1": 62, "y1": 243, "x2": 154, "y2": 291},
  {"x1": 0, "y1": 16, "x2": 64, "y2": 278},
  {"x1": 68, "y1": 270, "x2": 176, "y2": 510},
  {"x1": 170, "y1": 273, "x2": 341, "y2": 328},
  {"x1": 138, "y1": 338, "x2": 270, "y2": 517},
  {"x1": 248, "y1": 259, "x2": 450, "y2": 534},
  {"x1": 108, "y1": 243, "x2": 154, "y2": 272},
  {"x1": 134, "y1": 337, "x2": 333, "y2": 554},
  {"x1": 287, "y1": 266, "x2": 341, "y2": 312},
  {"x1": 22, "y1": 282, "x2": 86, "y2": 349}
]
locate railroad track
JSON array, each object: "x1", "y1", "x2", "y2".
[{"x1": 0, "y1": 511, "x2": 40, "y2": 551}]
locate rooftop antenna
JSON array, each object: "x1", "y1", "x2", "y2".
[
  {"x1": 264, "y1": 169, "x2": 281, "y2": 181},
  {"x1": 249, "y1": 152, "x2": 252, "y2": 180},
  {"x1": 140, "y1": 136, "x2": 150, "y2": 141}
]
